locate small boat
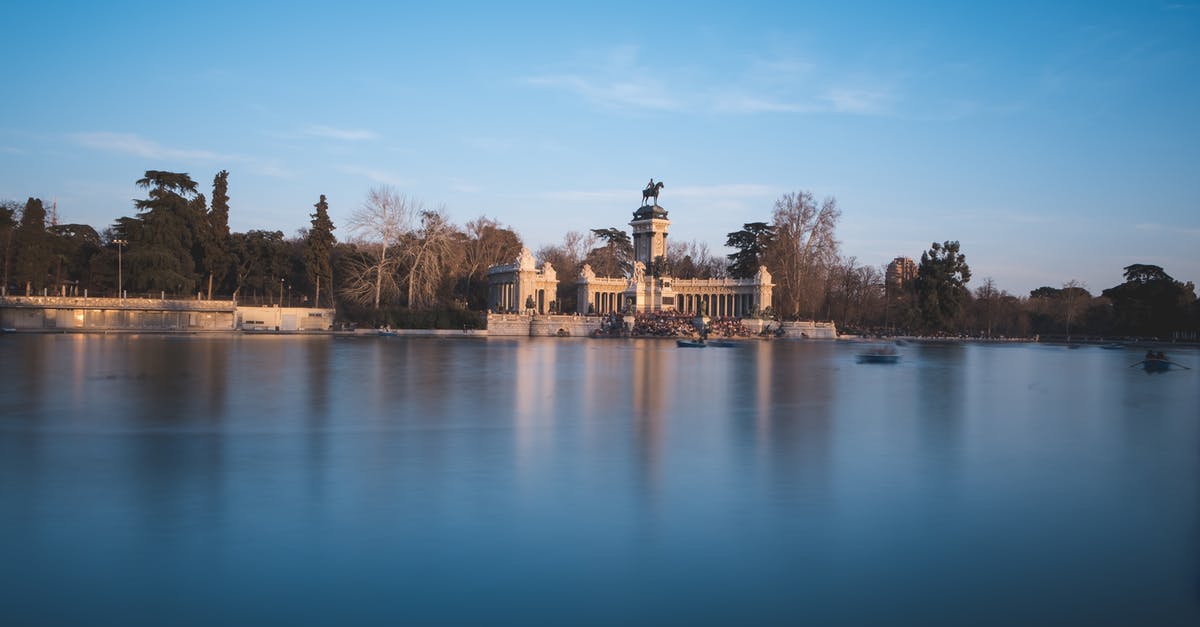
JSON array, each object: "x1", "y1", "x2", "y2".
[
  {"x1": 706, "y1": 340, "x2": 739, "y2": 348},
  {"x1": 377, "y1": 329, "x2": 399, "y2": 337},
  {"x1": 676, "y1": 339, "x2": 706, "y2": 348},
  {"x1": 857, "y1": 345, "x2": 900, "y2": 364},
  {"x1": 1141, "y1": 358, "x2": 1171, "y2": 373}
]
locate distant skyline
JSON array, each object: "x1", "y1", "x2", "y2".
[{"x1": 2, "y1": 1, "x2": 1197, "y2": 296}]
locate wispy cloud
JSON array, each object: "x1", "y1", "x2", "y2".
[
  {"x1": 533, "y1": 183, "x2": 773, "y2": 207},
  {"x1": 68, "y1": 131, "x2": 292, "y2": 179},
  {"x1": 448, "y1": 179, "x2": 480, "y2": 194},
  {"x1": 301, "y1": 125, "x2": 379, "y2": 141},
  {"x1": 252, "y1": 162, "x2": 296, "y2": 179},
  {"x1": 71, "y1": 132, "x2": 233, "y2": 162},
  {"x1": 526, "y1": 45, "x2": 902, "y2": 117},
  {"x1": 525, "y1": 75, "x2": 681, "y2": 111},
  {"x1": 336, "y1": 165, "x2": 409, "y2": 187},
  {"x1": 525, "y1": 44, "x2": 684, "y2": 112},
  {"x1": 670, "y1": 183, "x2": 774, "y2": 199},
  {"x1": 821, "y1": 87, "x2": 896, "y2": 115},
  {"x1": 710, "y1": 93, "x2": 814, "y2": 114},
  {"x1": 535, "y1": 188, "x2": 631, "y2": 203},
  {"x1": 1138, "y1": 222, "x2": 1200, "y2": 236}
]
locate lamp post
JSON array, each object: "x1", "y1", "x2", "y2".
[
  {"x1": 280, "y1": 278, "x2": 285, "y2": 306},
  {"x1": 113, "y1": 239, "x2": 127, "y2": 298}
]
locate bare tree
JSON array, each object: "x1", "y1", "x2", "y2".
[
  {"x1": 975, "y1": 277, "x2": 999, "y2": 337},
  {"x1": 823, "y1": 256, "x2": 885, "y2": 328},
  {"x1": 340, "y1": 250, "x2": 402, "y2": 306},
  {"x1": 404, "y1": 208, "x2": 458, "y2": 309},
  {"x1": 764, "y1": 191, "x2": 841, "y2": 319},
  {"x1": 461, "y1": 216, "x2": 523, "y2": 307},
  {"x1": 345, "y1": 186, "x2": 413, "y2": 308},
  {"x1": 536, "y1": 230, "x2": 595, "y2": 313},
  {"x1": 1062, "y1": 279, "x2": 1088, "y2": 341},
  {"x1": 666, "y1": 239, "x2": 726, "y2": 279}
]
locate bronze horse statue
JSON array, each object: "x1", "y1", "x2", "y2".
[{"x1": 642, "y1": 181, "x2": 664, "y2": 206}]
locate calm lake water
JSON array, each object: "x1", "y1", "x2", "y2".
[{"x1": 1, "y1": 334, "x2": 1198, "y2": 626}]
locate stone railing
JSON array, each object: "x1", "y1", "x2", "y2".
[{"x1": 0, "y1": 295, "x2": 235, "y2": 311}]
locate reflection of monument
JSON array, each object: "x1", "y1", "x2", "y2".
[{"x1": 576, "y1": 180, "x2": 773, "y2": 316}]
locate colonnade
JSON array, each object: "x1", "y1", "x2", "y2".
[
  {"x1": 490, "y1": 281, "x2": 520, "y2": 313},
  {"x1": 674, "y1": 292, "x2": 758, "y2": 318},
  {"x1": 590, "y1": 290, "x2": 627, "y2": 314},
  {"x1": 489, "y1": 281, "x2": 552, "y2": 314}
]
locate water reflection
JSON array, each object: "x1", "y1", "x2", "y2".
[
  {"x1": 628, "y1": 341, "x2": 668, "y2": 494},
  {"x1": 0, "y1": 335, "x2": 1197, "y2": 625},
  {"x1": 914, "y1": 342, "x2": 966, "y2": 489}
]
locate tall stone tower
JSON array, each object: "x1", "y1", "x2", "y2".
[{"x1": 630, "y1": 202, "x2": 669, "y2": 269}]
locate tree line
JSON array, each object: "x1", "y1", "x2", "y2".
[
  {"x1": 2, "y1": 173, "x2": 1196, "y2": 336},
  {"x1": 0, "y1": 171, "x2": 524, "y2": 328},
  {"x1": 714, "y1": 192, "x2": 1197, "y2": 339}
]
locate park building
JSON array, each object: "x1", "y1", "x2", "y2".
[{"x1": 487, "y1": 181, "x2": 774, "y2": 318}]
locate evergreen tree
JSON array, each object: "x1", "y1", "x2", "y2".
[
  {"x1": 585, "y1": 227, "x2": 633, "y2": 277},
  {"x1": 13, "y1": 198, "x2": 53, "y2": 294},
  {"x1": 127, "y1": 171, "x2": 201, "y2": 294},
  {"x1": 49, "y1": 223, "x2": 103, "y2": 295},
  {"x1": 305, "y1": 194, "x2": 336, "y2": 308},
  {"x1": 0, "y1": 200, "x2": 19, "y2": 294},
  {"x1": 210, "y1": 170, "x2": 230, "y2": 240},
  {"x1": 231, "y1": 230, "x2": 289, "y2": 303},
  {"x1": 202, "y1": 170, "x2": 233, "y2": 298},
  {"x1": 725, "y1": 222, "x2": 775, "y2": 279},
  {"x1": 914, "y1": 240, "x2": 971, "y2": 332},
  {"x1": 1101, "y1": 264, "x2": 1196, "y2": 338}
]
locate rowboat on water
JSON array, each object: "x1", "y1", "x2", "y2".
[
  {"x1": 1141, "y1": 358, "x2": 1171, "y2": 373},
  {"x1": 706, "y1": 340, "x2": 739, "y2": 348},
  {"x1": 857, "y1": 345, "x2": 900, "y2": 364},
  {"x1": 677, "y1": 339, "x2": 706, "y2": 348}
]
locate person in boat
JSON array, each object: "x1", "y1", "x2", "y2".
[
  {"x1": 1145, "y1": 350, "x2": 1156, "y2": 360},
  {"x1": 1156, "y1": 351, "x2": 1166, "y2": 360}
]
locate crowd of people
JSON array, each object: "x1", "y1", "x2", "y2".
[
  {"x1": 708, "y1": 316, "x2": 753, "y2": 338},
  {"x1": 595, "y1": 312, "x2": 629, "y2": 336},
  {"x1": 591, "y1": 311, "x2": 753, "y2": 338}
]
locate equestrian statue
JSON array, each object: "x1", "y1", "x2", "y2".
[{"x1": 642, "y1": 179, "x2": 664, "y2": 206}]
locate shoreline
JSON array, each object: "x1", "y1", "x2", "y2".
[{"x1": 3, "y1": 327, "x2": 1196, "y2": 348}]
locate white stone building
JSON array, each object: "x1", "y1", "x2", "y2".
[
  {"x1": 574, "y1": 198, "x2": 773, "y2": 316},
  {"x1": 487, "y1": 187, "x2": 774, "y2": 317},
  {"x1": 486, "y1": 248, "x2": 559, "y2": 314}
]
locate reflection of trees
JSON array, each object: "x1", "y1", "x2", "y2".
[
  {"x1": 913, "y1": 343, "x2": 966, "y2": 480},
  {"x1": 721, "y1": 341, "x2": 838, "y2": 509},
  {"x1": 765, "y1": 342, "x2": 835, "y2": 500},
  {"x1": 300, "y1": 337, "x2": 330, "y2": 421},
  {"x1": 130, "y1": 337, "x2": 200, "y2": 424}
]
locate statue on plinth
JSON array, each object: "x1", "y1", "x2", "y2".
[
  {"x1": 642, "y1": 179, "x2": 664, "y2": 206},
  {"x1": 629, "y1": 260, "x2": 646, "y2": 287}
]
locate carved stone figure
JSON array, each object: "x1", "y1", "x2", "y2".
[
  {"x1": 630, "y1": 260, "x2": 646, "y2": 286},
  {"x1": 579, "y1": 263, "x2": 596, "y2": 282}
]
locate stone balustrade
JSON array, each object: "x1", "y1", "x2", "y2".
[{"x1": 0, "y1": 295, "x2": 235, "y2": 311}]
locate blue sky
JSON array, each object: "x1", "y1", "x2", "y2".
[{"x1": 2, "y1": 1, "x2": 1197, "y2": 295}]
